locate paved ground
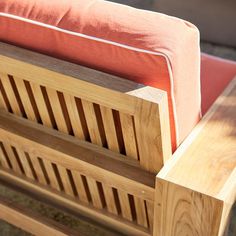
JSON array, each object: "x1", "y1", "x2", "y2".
[{"x1": 0, "y1": 0, "x2": 235, "y2": 235}]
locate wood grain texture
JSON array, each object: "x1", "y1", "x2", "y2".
[
  {"x1": 46, "y1": 88, "x2": 69, "y2": 133},
  {"x1": 146, "y1": 201, "x2": 154, "y2": 233},
  {"x1": 43, "y1": 159, "x2": 61, "y2": 191},
  {"x1": 154, "y1": 179, "x2": 223, "y2": 236},
  {"x1": 100, "y1": 106, "x2": 120, "y2": 153},
  {"x1": 13, "y1": 77, "x2": 37, "y2": 122},
  {"x1": 63, "y1": 94, "x2": 86, "y2": 140},
  {"x1": 14, "y1": 148, "x2": 34, "y2": 180},
  {"x1": 0, "y1": 73, "x2": 22, "y2": 116},
  {"x1": 118, "y1": 190, "x2": 133, "y2": 221},
  {"x1": 0, "y1": 111, "x2": 155, "y2": 201},
  {"x1": 71, "y1": 170, "x2": 89, "y2": 203},
  {"x1": 2, "y1": 143, "x2": 22, "y2": 175},
  {"x1": 28, "y1": 154, "x2": 48, "y2": 186},
  {"x1": 0, "y1": 83, "x2": 8, "y2": 111},
  {"x1": 155, "y1": 78, "x2": 236, "y2": 236},
  {"x1": 120, "y1": 113, "x2": 138, "y2": 160},
  {"x1": 0, "y1": 42, "x2": 171, "y2": 173},
  {"x1": 134, "y1": 198, "x2": 148, "y2": 227},
  {"x1": 0, "y1": 42, "x2": 173, "y2": 234},
  {"x1": 0, "y1": 47, "x2": 138, "y2": 115},
  {"x1": 0, "y1": 170, "x2": 150, "y2": 236},
  {"x1": 30, "y1": 82, "x2": 52, "y2": 127},
  {"x1": 0, "y1": 143, "x2": 11, "y2": 169},
  {"x1": 128, "y1": 87, "x2": 172, "y2": 172}
]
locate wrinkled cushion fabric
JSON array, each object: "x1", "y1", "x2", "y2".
[{"x1": 0, "y1": 0, "x2": 201, "y2": 151}]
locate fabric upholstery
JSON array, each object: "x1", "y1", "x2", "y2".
[
  {"x1": 0, "y1": 0, "x2": 201, "y2": 151},
  {"x1": 201, "y1": 53, "x2": 236, "y2": 115}
]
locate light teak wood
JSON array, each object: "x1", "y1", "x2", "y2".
[
  {"x1": 0, "y1": 42, "x2": 172, "y2": 234},
  {"x1": 0, "y1": 41, "x2": 235, "y2": 236},
  {"x1": 154, "y1": 78, "x2": 236, "y2": 236}
]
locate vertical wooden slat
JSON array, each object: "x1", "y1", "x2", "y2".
[
  {"x1": 120, "y1": 112, "x2": 149, "y2": 227},
  {"x1": 100, "y1": 106, "x2": 130, "y2": 216},
  {"x1": 100, "y1": 106, "x2": 120, "y2": 152},
  {"x1": 46, "y1": 90, "x2": 86, "y2": 197},
  {"x1": 134, "y1": 198, "x2": 148, "y2": 228},
  {"x1": 81, "y1": 100, "x2": 103, "y2": 146},
  {"x1": 57, "y1": 165, "x2": 74, "y2": 197},
  {"x1": 0, "y1": 73, "x2": 22, "y2": 116},
  {"x1": 3, "y1": 143, "x2": 22, "y2": 175},
  {"x1": 84, "y1": 103, "x2": 121, "y2": 212},
  {"x1": 0, "y1": 87, "x2": 8, "y2": 111},
  {"x1": 46, "y1": 88, "x2": 68, "y2": 133},
  {"x1": 80, "y1": 100, "x2": 107, "y2": 209},
  {"x1": 29, "y1": 154, "x2": 48, "y2": 185},
  {"x1": 31, "y1": 86, "x2": 73, "y2": 195},
  {"x1": 103, "y1": 186, "x2": 118, "y2": 215},
  {"x1": 120, "y1": 113, "x2": 138, "y2": 160},
  {"x1": 64, "y1": 94, "x2": 86, "y2": 140},
  {"x1": 71, "y1": 170, "x2": 89, "y2": 203},
  {"x1": 119, "y1": 190, "x2": 133, "y2": 221},
  {"x1": 100, "y1": 106, "x2": 120, "y2": 215},
  {"x1": 64, "y1": 96, "x2": 92, "y2": 203},
  {"x1": 30, "y1": 82, "x2": 52, "y2": 127},
  {"x1": 43, "y1": 159, "x2": 61, "y2": 191},
  {"x1": 86, "y1": 177, "x2": 103, "y2": 209},
  {"x1": 13, "y1": 77, "x2": 37, "y2": 122},
  {"x1": 0, "y1": 143, "x2": 11, "y2": 169},
  {"x1": 146, "y1": 201, "x2": 154, "y2": 232},
  {"x1": 14, "y1": 148, "x2": 34, "y2": 180},
  {"x1": 63, "y1": 95, "x2": 90, "y2": 202}
]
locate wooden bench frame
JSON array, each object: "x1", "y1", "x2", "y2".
[{"x1": 0, "y1": 42, "x2": 235, "y2": 236}]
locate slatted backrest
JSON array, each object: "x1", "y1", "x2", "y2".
[
  {"x1": 0, "y1": 42, "x2": 171, "y2": 235},
  {"x1": 0, "y1": 42, "x2": 171, "y2": 173},
  {"x1": 0, "y1": 112, "x2": 156, "y2": 234}
]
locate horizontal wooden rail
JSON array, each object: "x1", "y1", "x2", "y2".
[
  {"x1": 0, "y1": 42, "x2": 139, "y2": 93},
  {"x1": 0, "y1": 196, "x2": 80, "y2": 236},
  {"x1": 0, "y1": 170, "x2": 150, "y2": 236},
  {"x1": 0, "y1": 111, "x2": 155, "y2": 201},
  {"x1": 0, "y1": 42, "x2": 165, "y2": 116}
]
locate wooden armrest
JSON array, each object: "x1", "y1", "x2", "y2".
[{"x1": 154, "y1": 78, "x2": 236, "y2": 236}]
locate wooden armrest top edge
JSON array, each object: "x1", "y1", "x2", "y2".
[{"x1": 157, "y1": 78, "x2": 236, "y2": 201}]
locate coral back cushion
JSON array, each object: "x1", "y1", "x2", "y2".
[
  {"x1": 201, "y1": 53, "x2": 236, "y2": 115},
  {"x1": 0, "y1": 0, "x2": 201, "y2": 151}
]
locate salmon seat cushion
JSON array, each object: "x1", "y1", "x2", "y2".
[{"x1": 0, "y1": 0, "x2": 201, "y2": 151}]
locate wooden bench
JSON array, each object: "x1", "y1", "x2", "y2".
[{"x1": 0, "y1": 42, "x2": 235, "y2": 236}]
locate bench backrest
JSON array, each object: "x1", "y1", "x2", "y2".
[{"x1": 0, "y1": 42, "x2": 171, "y2": 173}]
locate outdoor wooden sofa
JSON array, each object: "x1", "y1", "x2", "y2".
[{"x1": 0, "y1": 1, "x2": 235, "y2": 236}]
